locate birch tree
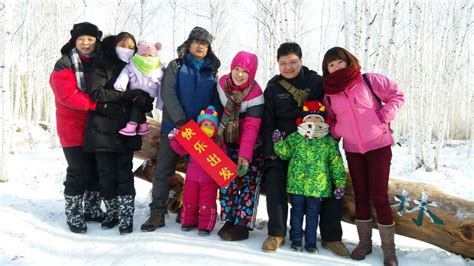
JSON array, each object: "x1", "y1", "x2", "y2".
[{"x1": 0, "y1": 0, "x2": 15, "y2": 182}]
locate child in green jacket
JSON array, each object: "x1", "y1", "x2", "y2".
[{"x1": 273, "y1": 100, "x2": 346, "y2": 253}]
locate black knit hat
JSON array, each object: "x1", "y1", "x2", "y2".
[{"x1": 60, "y1": 22, "x2": 102, "y2": 55}]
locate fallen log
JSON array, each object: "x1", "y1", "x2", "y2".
[
  {"x1": 343, "y1": 177, "x2": 474, "y2": 258},
  {"x1": 133, "y1": 117, "x2": 187, "y2": 182},
  {"x1": 135, "y1": 118, "x2": 474, "y2": 258}
]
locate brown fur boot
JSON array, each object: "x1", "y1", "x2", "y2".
[
  {"x1": 378, "y1": 223, "x2": 398, "y2": 266},
  {"x1": 351, "y1": 219, "x2": 373, "y2": 260}
]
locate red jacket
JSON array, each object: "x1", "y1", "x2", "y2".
[{"x1": 50, "y1": 54, "x2": 97, "y2": 147}]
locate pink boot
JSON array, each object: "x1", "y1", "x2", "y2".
[
  {"x1": 119, "y1": 122, "x2": 138, "y2": 136},
  {"x1": 137, "y1": 123, "x2": 150, "y2": 135}
]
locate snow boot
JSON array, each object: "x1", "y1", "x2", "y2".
[
  {"x1": 351, "y1": 219, "x2": 373, "y2": 260},
  {"x1": 181, "y1": 224, "x2": 196, "y2": 231},
  {"x1": 217, "y1": 221, "x2": 234, "y2": 237},
  {"x1": 378, "y1": 223, "x2": 398, "y2": 266},
  {"x1": 101, "y1": 197, "x2": 119, "y2": 229},
  {"x1": 119, "y1": 122, "x2": 138, "y2": 136},
  {"x1": 262, "y1": 236, "x2": 286, "y2": 252},
  {"x1": 64, "y1": 194, "x2": 87, "y2": 234},
  {"x1": 83, "y1": 190, "x2": 105, "y2": 223},
  {"x1": 291, "y1": 240, "x2": 303, "y2": 252},
  {"x1": 304, "y1": 243, "x2": 319, "y2": 254},
  {"x1": 198, "y1": 229, "x2": 211, "y2": 236},
  {"x1": 220, "y1": 225, "x2": 249, "y2": 241},
  {"x1": 140, "y1": 212, "x2": 165, "y2": 232},
  {"x1": 118, "y1": 195, "x2": 135, "y2": 235},
  {"x1": 137, "y1": 123, "x2": 150, "y2": 135}
]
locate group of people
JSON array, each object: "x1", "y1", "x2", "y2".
[{"x1": 50, "y1": 22, "x2": 404, "y2": 266}]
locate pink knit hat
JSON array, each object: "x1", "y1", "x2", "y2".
[{"x1": 137, "y1": 41, "x2": 162, "y2": 57}]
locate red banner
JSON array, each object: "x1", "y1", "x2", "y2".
[{"x1": 175, "y1": 120, "x2": 237, "y2": 188}]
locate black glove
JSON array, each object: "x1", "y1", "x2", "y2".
[
  {"x1": 134, "y1": 93, "x2": 154, "y2": 113},
  {"x1": 95, "y1": 103, "x2": 122, "y2": 120},
  {"x1": 120, "y1": 90, "x2": 141, "y2": 102}
]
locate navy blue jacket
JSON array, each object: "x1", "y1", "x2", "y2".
[{"x1": 161, "y1": 53, "x2": 220, "y2": 134}]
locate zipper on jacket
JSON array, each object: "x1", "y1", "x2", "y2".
[{"x1": 344, "y1": 91, "x2": 365, "y2": 153}]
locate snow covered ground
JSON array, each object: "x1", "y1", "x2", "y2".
[{"x1": 0, "y1": 128, "x2": 473, "y2": 265}]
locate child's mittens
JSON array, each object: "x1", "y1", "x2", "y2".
[
  {"x1": 334, "y1": 187, "x2": 345, "y2": 199},
  {"x1": 168, "y1": 128, "x2": 179, "y2": 139},
  {"x1": 272, "y1": 129, "x2": 285, "y2": 143},
  {"x1": 237, "y1": 157, "x2": 249, "y2": 177}
]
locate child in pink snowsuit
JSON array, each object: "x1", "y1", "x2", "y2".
[
  {"x1": 169, "y1": 106, "x2": 221, "y2": 236},
  {"x1": 114, "y1": 40, "x2": 164, "y2": 136}
]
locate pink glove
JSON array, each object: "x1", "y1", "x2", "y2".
[{"x1": 168, "y1": 128, "x2": 179, "y2": 139}]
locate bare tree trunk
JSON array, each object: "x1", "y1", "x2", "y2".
[
  {"x1": 342, "y1": 0, "x2": 350, "y2": 49},
  {"x1": 0, "y1": 0, "x2": 15, "y2": 182}
]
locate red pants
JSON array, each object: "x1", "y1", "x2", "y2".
[
  {"x1": 181, "y1": 179, "x2": 219, "y2": 231},
  {"x1": 346, "y1": 146, "x2": 393, "y2": 225}
]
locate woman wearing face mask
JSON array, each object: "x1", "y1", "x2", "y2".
[
  {"x1": 84, "y1": 32, "x2": 154, "y2": 235},
  {"x1": 50, "y1": 22, "x2": 107, "y2": 234}
]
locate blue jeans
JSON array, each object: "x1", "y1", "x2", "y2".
[{"x1": 289, "y1": 194, "x2": 322, "y2": 245}]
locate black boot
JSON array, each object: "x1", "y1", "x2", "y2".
[
  {"x1": 83, "y1": 190, "x2": 105, "y2": 222},
  {"x1": 65, "y1": 194, "x2": 87, "y2": 234},
  {"x1": 118, "y1": 195, "x2": 135, "y2": 235},
  {"x1": 101, "y1": 197, "x2": 119, "y2": 229},
  {"x1": 217, "y1": 221, "x2": 234, "y2": 237},
  {"x1": 220, "y1": 225, "x2": 249, "y2": 241}
]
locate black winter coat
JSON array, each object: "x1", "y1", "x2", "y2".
[
  {"x1": 83, "y1": 36, "x2": 142, "y2": 152},
  {"x1": 261, "y1": 66, "x2": 324, "y2": 169}
]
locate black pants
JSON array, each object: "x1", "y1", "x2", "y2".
[
  {"x1": 264, "y1": 166, "x2": 288, "y2": 237},
  {"x1": 62, "y1": 146, "x2": 99, "y2": 196},
  {"x1": 129, "y1": 91, "x2": 152, "y2": 124},
  {"x1": 95, "y1": 150, "x2": 135, "y2": 199},
  {"x1": 264, "y1": 165, "x2": 343, "y2": 241}
]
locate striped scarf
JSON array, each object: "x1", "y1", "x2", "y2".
[
  {"x1": 217, "y1": 78, "x2": 253, "y2": 144},
  {"x1": 70, "y1": 48, "x2": 87, "y2": 92}
]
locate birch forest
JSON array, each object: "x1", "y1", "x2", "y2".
[{"x1": 0, "y1": 0, "x2": 473, "y2": 181}]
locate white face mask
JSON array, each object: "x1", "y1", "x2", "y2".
[
  {"x1": 115, "y1": 47, "x2": 135, "y2": 63},
  {"x1": 297, "y1": 122, "x2": 329, "y2": 139}
]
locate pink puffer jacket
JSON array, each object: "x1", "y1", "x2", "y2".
[{"x1": 323, "y1": 73, "x2": 404, "y2": 154}]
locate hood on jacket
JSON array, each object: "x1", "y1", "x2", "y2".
[{"x1": 230, "y1": 51, "x2": 258, "y2": 89}]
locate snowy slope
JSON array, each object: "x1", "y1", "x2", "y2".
[{"x1": 0, "y1": 129, "x2": 472, "y2": 265}]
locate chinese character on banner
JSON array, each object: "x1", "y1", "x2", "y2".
[
  {"x1": 175, "y1": 120, "x2": 237, "y2": 187},
  {"x1": 193, "y1": 140, "x2": 208, "y2": 154},
  {"x1": 219, "y1": 167, "x2": 235, "y2": 180},
  {"x1": 181, "y1": 127, "x2": 196, "y2": 141},
  {"x1": 207, "y1": 153, "x2": 222, "y2": 167}
]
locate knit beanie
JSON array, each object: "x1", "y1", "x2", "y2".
[
  {"x1": 197, "y1": 106, "x2": 219, "y2": 130},
  {"x1": 137, "y1": 41, "x2": 162, "y2": 57},
  {"x1": 296, "y1": 100, "x2": 327, "y2": 125}
]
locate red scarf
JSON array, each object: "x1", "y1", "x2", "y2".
[{"x1": 323, "y1": 66, "x2": 362, "y2": 95}]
